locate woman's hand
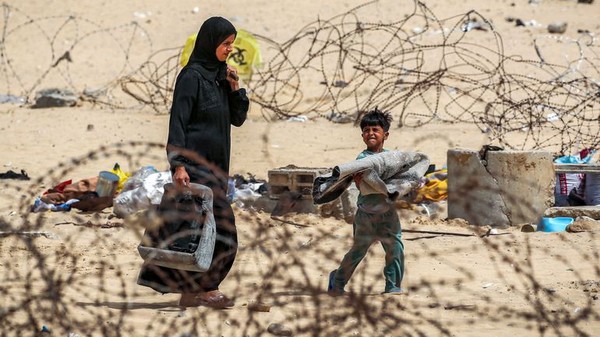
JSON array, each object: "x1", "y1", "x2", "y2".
[
  {"x1": 173, "y1": 166, "x2": 190, "y2": 187},
  {"x1": 226, "y1": 65, "x2": 239, "y2": 91}
]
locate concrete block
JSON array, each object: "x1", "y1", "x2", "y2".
[
  {"x1": 268, "y1": 166, "x2": 330, "y2": 200},
  {"x1": 447, "y1": 148, "x2": 554, "y2": 227}
]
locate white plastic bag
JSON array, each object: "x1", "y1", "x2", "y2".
[{"x1": 113, "y1": 171, "x2": 172, "y2": 218}]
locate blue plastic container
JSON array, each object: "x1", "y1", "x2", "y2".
[{"x1": 537, "y1": 217, "x2": 574, "y2": 232}]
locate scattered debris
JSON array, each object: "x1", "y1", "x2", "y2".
[
  {"x1": 52, "y1": 51, "x2": 72, "y2": 67},
  {"x1": 54, "y1": 220, "x2": 123, "y2": 228},
  {"x1": 566, "y1": 216, "x2": 600, "y2": 233},
  {"x1": 514, "y1": 19, "x2": 539, "y2": 27},
  {"x1": 82, "y1": 87, "x2": 107, "y2": 99},
  {"x1": 33, "y1": 88, "x2": 78, "y2": 108},
  {"x1": 332, "y1": 80, "x2": 348, "y2": 88},
  {"x1": 548, "y1": 22, "x2": 567, "y2": 34},
  {"x1": 0, "y1": 231, "x2": 59, "y2": 239},
  {"x1": 462, "y1": 18, "x2": 490, "y2": 32},
  {"x1": 267, "y1": 323, "x2": 292, "y2": 336},
  {"x1": 521, "y1": 224, "x2": 537, "y2": 232},
  {"x1": 133, "y1": 11, "x2": 152, "y2": 22},
  {"x1": 403, "y1": 228, "x2": 475, "y2": 238},
  {"x1": 286, "y1": 116, "x2": 308, "y2": 122},
  {"x1": 248, "y1": 301, "x2": 271, "y2": 312},
  {"x1": 444, "y1": 303, "x2": 476, "y2": 310},
  {"x1": 0, "y1": 169, "x2": 30, "y2": 180},
  {"x1": 326, "y1": 111, "x2": 354, "y2": 123},
  {"x1": 0, "y1": 94, "x2": 25, "y2": 104}
]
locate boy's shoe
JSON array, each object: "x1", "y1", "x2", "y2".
[
  {"x1": 327, "y1": 269, "x2": 345, "y2": 296},
  {"x1": 383, "y1": 287, "x2": 406, "y2": 295}
]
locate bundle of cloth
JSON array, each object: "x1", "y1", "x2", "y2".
[
  {"x1": 312, "y1": 150, "x2": 430, "y2": 204},
  {"x1": 31, "y1": 177, "x2": 109, "y2": 212}
]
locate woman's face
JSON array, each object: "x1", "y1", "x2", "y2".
[{"x1": 215, "y1": 34, "x2": 235, "y2": 62}]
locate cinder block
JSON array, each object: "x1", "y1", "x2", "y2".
[{"x1": 268, "y1": 166, "x2": 330, "y2": 199}]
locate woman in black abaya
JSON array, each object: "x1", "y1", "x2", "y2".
[{"x1": 137, "y1": 16, "x2": 249, "y2": 308}]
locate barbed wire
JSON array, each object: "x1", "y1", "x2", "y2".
[
  {"x1": 1, "y1": 1, "x2": 598, "y2": 153},
  {"x1": 1, "y1": 2, "x2": 600, "y2": 334},
  {"x1": 242, "y1": 1, "x2": 600, "y2": 155},
  {"x1": 1, "y1": 141, "x2": 599, "y2": 336},
  {"x1": 0, "y1": 2, "x2": 154, "y2": 109}
]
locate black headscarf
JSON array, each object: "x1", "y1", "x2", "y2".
[{"x1": 187, "y1": 17, "x2": 237, "y2": 78}]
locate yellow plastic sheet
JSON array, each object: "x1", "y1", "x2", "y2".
[
  {"x1": 413, "y1": 169, "x2": 448, "y2": 203},
  {"x1": 110, "y1": 163, "x2": 131, "y2": 193}
]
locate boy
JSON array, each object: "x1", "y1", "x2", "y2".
[{"x1": 328, "y1": 108, "x2": 405, "y2": 295}]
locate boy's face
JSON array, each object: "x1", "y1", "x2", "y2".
[{"x1": 361, "y1": 125, "x2": 389, "y2": 152}]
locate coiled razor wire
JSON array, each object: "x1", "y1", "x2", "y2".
[
  {"x1": 125, "y1": 0, "x2": 599, "y2": 155},
  {"x1": 0, "y1": 2, "x2": 154, "y2": 107},
  {"x1": 241, "y1": 0, "x2": 600, "y2": 155},
  {"x1": 1, "y1": 141, "x2": 599, "y2": 336},
  {"x1": 1, "y1": 1, "x2": 598, "y2": 154}
]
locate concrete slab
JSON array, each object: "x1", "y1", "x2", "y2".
[
  {"x1": 448, "y1": 148, "x2": 555, "y2": 227},
  {"x1": 544, "y1": 206, "x2": 600, "y2": 220}
]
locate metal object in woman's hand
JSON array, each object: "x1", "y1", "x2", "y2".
[{"x1": 136, "y1": 182, "x2": 217, "y2": 272}]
